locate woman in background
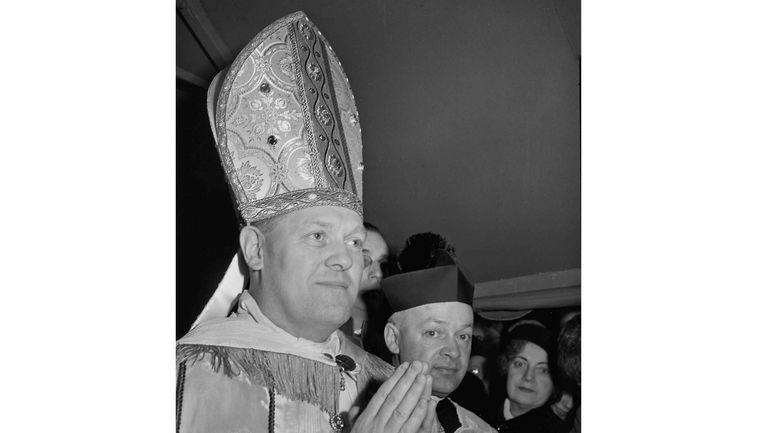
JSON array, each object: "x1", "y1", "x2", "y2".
[{"x1": 495, "y1": 322, "x2": 571, "y2": 433}]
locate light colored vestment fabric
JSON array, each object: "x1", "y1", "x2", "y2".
[
  {"x1": 176, "y1": 291, "x2": 392, "y2": 433},
  {"x1": 449, "y1": 399, "x2": 497, "y2": 433}
]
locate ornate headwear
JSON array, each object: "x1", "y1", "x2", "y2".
[
  {"x1": 208, "y1": 11, "x2": 363, "y2": 225},
  {"x1": 382, "y1": 251, "x2": 475, "y2": 313}
]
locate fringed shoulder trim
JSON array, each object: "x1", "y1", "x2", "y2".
[
  {"x1": 363, "y1": 352, "x2": 394, "y2": 383},
  {"x1": 177, "y1": 343, "x2": 339, "y2": 415}
]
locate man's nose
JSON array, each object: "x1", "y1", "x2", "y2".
[
  {"x1": 370, "y1": 262, "x2": 383, "y2": 280},
  {"x1": 442, "y1": 338, "x2": 460, "y2": 359},
  {"x1": 325, "y1": 240, "x2": 354, "y2": 271}
]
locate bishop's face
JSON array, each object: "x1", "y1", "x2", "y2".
[
  {"x1": 259, "y1": 206, "x2": 365, "y2": 340},
  {"x1": 393, "y1": 302, "x2": 474, "y2": 397}
]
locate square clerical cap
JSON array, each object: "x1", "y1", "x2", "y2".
[{"x1": 382, "y1": 254, "x2": 475, "y2": 313}]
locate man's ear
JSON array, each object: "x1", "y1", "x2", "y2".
[
  {"x1": 383, "y1": 322, "x2": 401, "y2": 355},
  {"x1": 240, "y1": 225, "x2": 266, "y2": 271}
]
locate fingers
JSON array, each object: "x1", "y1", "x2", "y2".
[
  {"x1": 364, "y1": 362, "x2": 410, "y2": 417},
  {"x1": 419, "y1": 397, "x2": 439, "y2": 433},
  {"x1": 379, "y1": 361, "x2": 426, "y2": 423},
  {"x1": 350, "y1": 361, "x2": 433, "y2": 433},
  {"x1": 386, "y1": 369, "x2": 430, "y2": 432},
  {"x1": 402, "y1": 375, "x2": 436, "y2": 433}
]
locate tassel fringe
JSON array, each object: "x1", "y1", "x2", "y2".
[{"x1": 177, "y1": 344, "x2": 340, "y2": 415}]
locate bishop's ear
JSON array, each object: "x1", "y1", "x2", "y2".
[
  {"x1": 239, "y1": 225, "x2": 266, "y2": 271},
  {"x1": 383, "y1": 322, "x2": 401, "y2": 355}
]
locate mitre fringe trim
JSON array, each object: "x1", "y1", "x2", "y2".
[{"x1": 177, "y1": 343, "x2": 340, "y2": 415}]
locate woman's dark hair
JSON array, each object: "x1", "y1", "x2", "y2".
[
  {"x1": 498, "y1": 338, "x2": 531, "y2": 376},
  {"x1": 556, "y1": 313, "x2": 581, "y2": 403}
]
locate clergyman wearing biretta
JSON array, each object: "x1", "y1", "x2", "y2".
[{"x1": 382, "y1": 252, "x2": 497, "y2": 432}]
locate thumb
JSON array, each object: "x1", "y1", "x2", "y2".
[{"x1": 348, "y1": 405, "x2": 361, "y2": 424}]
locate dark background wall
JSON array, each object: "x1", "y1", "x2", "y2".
[{"x1": 177, "y1": 0, "x2": 580, "y2": 338}]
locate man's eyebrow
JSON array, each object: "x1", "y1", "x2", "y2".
[
  {"x1": 363, "y1": 250, "x2": 388, "y2": 261},
  {"x1": 303, "y1": 220, "x2": 333, "y2": 229},
  {"x1": 422, "y1": 318, "x2": 473, "y2": 330}
]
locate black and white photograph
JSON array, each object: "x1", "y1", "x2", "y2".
[
  {"x1": 4, "y1": 1, "x2": 769, "y2": 432},
  {"x1": 176, "y1": 1, "x2": 579, "y2": 432}
]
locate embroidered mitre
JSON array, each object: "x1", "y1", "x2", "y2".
[{"x1": 208, "y1": 11, "x2": 364, "y2": 224}]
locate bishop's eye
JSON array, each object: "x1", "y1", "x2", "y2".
[
  {"x1": 425, "y1": 330, "x2": 439, "y2": 338},
  {"x1": 348, "y1": 238, "x2": 364, "y2": 250},
  {"x1": 308, "y1": 232, "x2": 325, "y2": 242}
]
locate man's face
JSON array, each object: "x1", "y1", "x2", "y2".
[
  {"x1": 260, "y1": 206, "x2": 365, "y2": 339},
  {"x1": 394, "y1": 302, "x2": 474, "y2": 397},
  {"x1": 360, "y1": 230, "x2": 388, "y2": 292}
]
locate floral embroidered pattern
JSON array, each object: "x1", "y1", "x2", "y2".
[
  {"x1": 232, "y1": 94, "x2": 302, "y2": 144},
  {"x1": 254, "y1": 56, "x2": 271, "y2": 78},
  {"x1": 296, "y1": 155, "x2": 316, "y2": 186},
  {"x1": 270, "y1": 161, "x2": 288, "y2": 184},
  {"x1": 239, "y1": 160, "x2": 264, "y2": 194},
  {"x1": 279, "y1": 54, "x2": 294, "y2": 76},
  {"x1": 316, "y1": 105, "x2": 332, "y2": 126},
  {"x1": 299, "y1": 22, "x2": 314, "y2": 41},
  {"x1": 326, "y1": 154, "x2": 343, "y2": 177},
  {"x1": 307, "y1": 62, "x2": 322, "y2": 81}
]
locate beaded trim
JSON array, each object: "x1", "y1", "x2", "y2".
[
  {"x1": 268, "y1": 386, "x2": 276, "y2": 433},
  {"x1": 175, "y1": 361, "x2": 187, "y2": 433},
  {"x1": 239, "y1": 187, "x2": 361, "y2": 223}
]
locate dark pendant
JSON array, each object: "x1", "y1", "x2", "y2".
[
  {"x1": 329, "y1": 413, "x2": 345, "y2": 432},
  {"x1": 335, "y1": 354, "x2": 357, "y2": 372}
]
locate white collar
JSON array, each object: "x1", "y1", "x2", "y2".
[
  {"x1": 503, "y1": 398, "x2": 514, "y2": 420},
  {"x1": 178, "y1": 290, "x2": 343, "y2": 367}
]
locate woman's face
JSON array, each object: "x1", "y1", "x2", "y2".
[{"x1": 506, "y1": 342, "x2": 553, "y2": 411}]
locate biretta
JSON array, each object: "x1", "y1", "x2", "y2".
[
  {"x1": 207, "y1": 11, "x2": 364, "y2": 225},
  {"x1": 382, "y1": 252, "x2": 474, "y2": 313}
]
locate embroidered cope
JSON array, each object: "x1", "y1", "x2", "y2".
[{"x1": 176, "y1": 291, "x2": 392, "y2": 433}]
